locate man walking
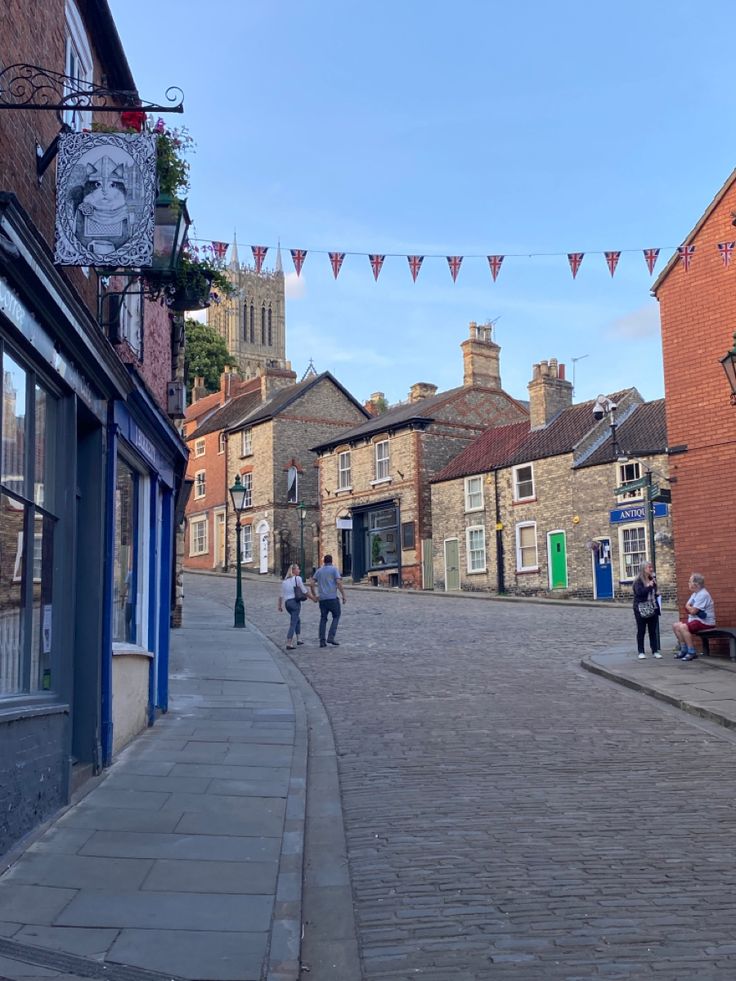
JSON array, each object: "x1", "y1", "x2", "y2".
[{"x1": 311, "y1": 554, "x2": 346, "y2": 647}]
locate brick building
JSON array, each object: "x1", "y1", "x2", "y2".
[
  {"x1": 185, "y1": 367, "x2": 368, "y2": 578},
  {"x1": 653, "y1": 170, "x2": 736, "y2": 631},
  {"x1": 0, "y1": 1, "x2": 189, "y2": 856},
  {"x1": 312, "y1": 322, "x2": 529, "y2": 588},
  {"x1": 431, "y1": 360, "x2": 675, "y2": 601}
]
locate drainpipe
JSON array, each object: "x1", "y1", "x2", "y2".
[
  {"x1": 494, "y1": 470, "x2": 505, "y2": 594},
  {"x1": 100, "y1": 414, "x2": 117, "y2": 768}
]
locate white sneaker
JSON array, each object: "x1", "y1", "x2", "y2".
[
  {"x1": 653, "y1": 652, "x2": 663, "y2": 659},
  {"x1": 638, "y1": 652, "x2": 647, "y2": 659}
]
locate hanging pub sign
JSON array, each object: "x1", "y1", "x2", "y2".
[{"x1": 54, "y1": 131, "x2": 157, "y2": 267}]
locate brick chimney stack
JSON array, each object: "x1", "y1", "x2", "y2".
[
  {"x1": 408, "y1": 382, "x2": 438, "y2": 403},
  {"x1": 527, "y1": 358, "x2": 573, "y2": 429},
  {"x1": 259, "y1": 363, "x2": 297, "y2": 400},
  {"x1": 191, "y1": 376, "x2": 208, "y2": 403},
  {"x1": 461, "y1": 320, "x2": 501, "y2": 389}
]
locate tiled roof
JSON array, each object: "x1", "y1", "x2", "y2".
[
  {"x1": 578, "y1": 399, "x2": 667, "y2": 467},
  {"x1": 186, "y1": 390, "x2": 263, "y2": 439},
  {"x1": 432, "y1": 421, "x2": 530, "y2": 483},
  {"x1": 311, "y1": 385, "x2": 525, "y2": 452}
]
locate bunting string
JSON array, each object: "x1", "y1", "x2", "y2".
[{"x1": 193, "y1": 238, "x2": 736, "y2": 281}]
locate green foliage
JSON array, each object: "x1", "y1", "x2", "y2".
[{"x1": 184, "y1": 318, "x2": 235, "y2": 392}]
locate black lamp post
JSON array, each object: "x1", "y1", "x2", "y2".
[
  {"x1": 720, "y1": 331, "x2": 736, "y2": 404},
  {"x1": 229, "y1": 475, "x2": 248, "y2": 628},
  {"x1": 298, "y1": 501, "x2": 307, "y2": 573}
]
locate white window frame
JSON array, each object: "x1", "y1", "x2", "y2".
[
  {"x1": 374, "y1": 439, "x2": 390, "y2": 482},
  {"x1": 194, "y1": 470, "x2": 206, "y2": 499},
  {"x1": 338, "y1": 450, "x2": 352, "y2": 490},
  {"x1": 118, "y1": 287, "x2": 142, "y2": 357},
  {"x1": 464, "y1": 475, "x2": 484, "y2": 512},
  {"x1": 618, "y1": 523, "x2": 647, "y2": 581},
  {"x1": 241, "y1": 429, "x2": 253, "y2": 456},
  {"x1": 189, "y1": 516, "x2": 208, "y2": 556},
  {"x1": 616, "y1": 460, "x2": 644, "y2": 503},
  {"x1": 512, "y1": 463, "x2": 535, "y2": 502},
  {"x1": 218, "y1": 432, "x2": 226, "y2": 455},
  {"x1": 515, "y1": 521, "x2": 538, "y2": 571},
  {"x1": 466, "y1": 525, "x2": 486, "y2": 573},
  {"x1": 64, "y1": 1, "x2": 93, "y2": 131},
  {"x1": 241, "y1": 472, "x2": 252, "y2": 508},
  {"x1": 287, "y1": 465, "x2": 298, "y2": 504},
  {"x1": 194, "y1": 438, "x2": 206, "y2": 458},
  {"x1": 242, "y1": 524, "x2": 253, "y2": 562}
]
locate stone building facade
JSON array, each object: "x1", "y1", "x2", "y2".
[
  {"x1": 653, "y1": 169, "x2": 736, "y2": 634},
  {"x1": 185, "y1": 370, "x2": 368, "y2": 578},
  {"x1": 431, "y1": 362, "x2": 675, "y2": 601},
  {"x1": 206, "y1": 241, "x2": 287, "y2": 379},
  {"x1": 312, "y1": 323, "x2": 529, "y2": 588}
]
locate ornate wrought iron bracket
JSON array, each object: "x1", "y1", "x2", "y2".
[{"x1": 0, "y1": 63, "x2": 184, "y2": 115}]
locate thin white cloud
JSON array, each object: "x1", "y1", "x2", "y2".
[
  {"x1": 284, "y1": 272, "x2": 306, "y2": 299},
  {"x1": 606, "y1": 303, "x2": 661, "y2": 340}
]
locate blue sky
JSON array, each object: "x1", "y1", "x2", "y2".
[{"x1": 110, "y1": 0, "x2": 736, "y2": 406}]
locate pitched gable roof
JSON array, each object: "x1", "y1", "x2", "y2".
[
  {"x1": 432, "y1": 421, "x2": 530, "y2": 483},
  {"x1": 652, "y1": 167, "x2": 736, "y2": 295},
  {"x1": 311, "y1": 384, "x2": 525, "y2": 453},
  {"x1": 185, "y1": 390, "x2": 262, "y2": 440},
  {"x1": 577, "y1": 399, "x2": 667, "y2": 467}
]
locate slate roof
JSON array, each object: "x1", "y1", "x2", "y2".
[
  {"x1": 578, "y1": 399, "x2": 667, "y2": 467},
  {"x1": 311, "y1": 385, "x2": 525, "y2": 453},
  {"x1": 187, "y1": 372, "x2": 368, "y2": 441},
  {"x1": 431, "y1": 389, "x2": 639, "y2": 483}
]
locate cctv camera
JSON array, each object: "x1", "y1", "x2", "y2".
[{"x1": 592, "y1": 405, "x2": 605, "y2": 421}]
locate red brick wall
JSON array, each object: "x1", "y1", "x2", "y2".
[
  {"x1": 656, "y1": 175, "x2": 736, "y2": 627},
  {"x1": 184, "y1": 430, "x2": 228, "y2": 570}
]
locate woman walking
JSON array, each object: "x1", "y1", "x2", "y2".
[
  {"x1": 633, "y1": 560, "x2": 661, "y2": 659},
  {"x1": 278, "y1": 563, "x2": 311, "y2": 650}
]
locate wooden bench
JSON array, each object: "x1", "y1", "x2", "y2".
[{"x1": 700, "y1": 628, "x2": 736, "y2": 661}]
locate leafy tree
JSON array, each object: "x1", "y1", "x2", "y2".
[{"x1": 184, "y1": 318, "x2": 234, "y2": 392}]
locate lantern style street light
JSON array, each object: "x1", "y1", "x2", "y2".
[
  {"x1": 298, "y1": 501, "x2": 307, "y2": 573},
  {"x1": 229, "y1": 475, "x2": 248, "y2": 628},
  {"x1": 151, "y1": 196, "x2": 191, "y2": 274},
  {"x1": 720, "y1": 332, "x2": 736, "y2": 403}
]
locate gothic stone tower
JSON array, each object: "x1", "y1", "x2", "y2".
[{"x1": 207, "y1": 240, "x2": 287, "y2": 379}]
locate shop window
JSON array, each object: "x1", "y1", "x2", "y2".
[
  {"x1": 466, "y1": 526, "x2": 486, "y2": 572},
  {"x1": 516, "y1": 522, "x2": 538, "y2": 571},
  {"x1": 367, "y1": 507, "x2": 398, "y2": 568},
  {"x1": 464, "y1": 475, "x2": 483, "y2": 511},
  {"x1": 189, "y1": 517, "x2": 208, "y2": 556},
  {"x1": 620, "y1": 524, "x2": 646, "y2": 580},
  {"x1": 513, "y1": 464, "x2": 535, "y2": 502},
  {"x1": 338, "y1": 451, "x2": 351, "y2": 490},
  {"x1": 112, "y1": 459, "x2": 139, "y2": 644},
  {"x1": 1, "y1": 351, "x2": 58, "y2": 695}
]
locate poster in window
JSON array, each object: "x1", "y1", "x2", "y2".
[{"x1": 54, "y1": 132, "x2": 157, "y2": 267}]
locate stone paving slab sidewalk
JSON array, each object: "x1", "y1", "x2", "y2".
[
  {"x1": 582, "y1": 644, "x2": 736, "y2": 730},
  {"x1": 0, "y1": 592, "x2": 308, "y2": 981}
]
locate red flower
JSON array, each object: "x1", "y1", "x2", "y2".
[{"x1": 120, "y1": 110, "x2": 146, "y2": 132}]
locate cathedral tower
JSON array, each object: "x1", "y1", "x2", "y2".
[{"x1": 207, "y1": 238, "x2": 288, "y2": 379}]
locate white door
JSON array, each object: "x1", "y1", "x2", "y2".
[
  {"x1": 214, "y1": 510, "x2": 225, "y2": 568},
  {"x1": 256, "y1": 520, "x2": 270, "y2": 574}
]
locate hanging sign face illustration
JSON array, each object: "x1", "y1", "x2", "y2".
[{"x1": 54, "y1": 131, "x2": 157, "y2": 267}]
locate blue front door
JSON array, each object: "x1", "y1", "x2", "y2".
[{"x1": 593, "y1": 537, "x2": 614, "y2": 599}]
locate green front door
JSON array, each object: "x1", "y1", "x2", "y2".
[
  {"x1": 549, "y1": 531, "x2": 567, "y2": 589},
  {"x1": 444, "y1": 539, "x2": 460, "y2": 591}
]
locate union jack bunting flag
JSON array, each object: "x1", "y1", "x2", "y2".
[
  {"x1": 211, "y1": 241, "x2": 228, "y2": 260},
  {"x1": 369, "y1": 254, "x2": 385, "y2": 281},
  {"x1": 487, "y1": 255, "x2": 504, "y2": 282},
  {"x1": 251, "y1": 245, "x2": 268, "y2": 273},
  {"x1": 567, "y1": 252, "x2": 584, "y2": 279},
  {"x1": 643, "y1": 248, "x2": 660, "y2": 274},
  {"x1": 290, "y1": 249, "x2": 307, "y2": 276},
  {"x1": 446, "y1": 256, "x2": 463, "y2": 282},
  {"x1": 677, "y1": 244, "x2": 695, "y2": 272},
  {"x1": 329, "y1": 252, "x2": 345, "y2": 279},
  {"x1": 718, "y1": 242, "x2": 735, "y2": 268},
  {"x1": 407, "y1": 255, "x2": 424, "y2": 281},
  {"x1": 604, "y1": 251, "x2": 621, "y2": 277}
]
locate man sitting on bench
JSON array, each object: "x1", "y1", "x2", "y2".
[{"x1": 673, "y1": 572, "x2": 716, "y2": 661}]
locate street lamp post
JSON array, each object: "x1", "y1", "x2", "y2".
[
  {"x1": 298, "y1": 501, "x2": 307, "y2": 573},
  {"x1": 229, "y1": 475, "x2": 248, "y2": 628}
]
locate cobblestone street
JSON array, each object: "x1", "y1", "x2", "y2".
[{"x1": 193, "y1": 574, "x2": 736, "y2": 980}]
